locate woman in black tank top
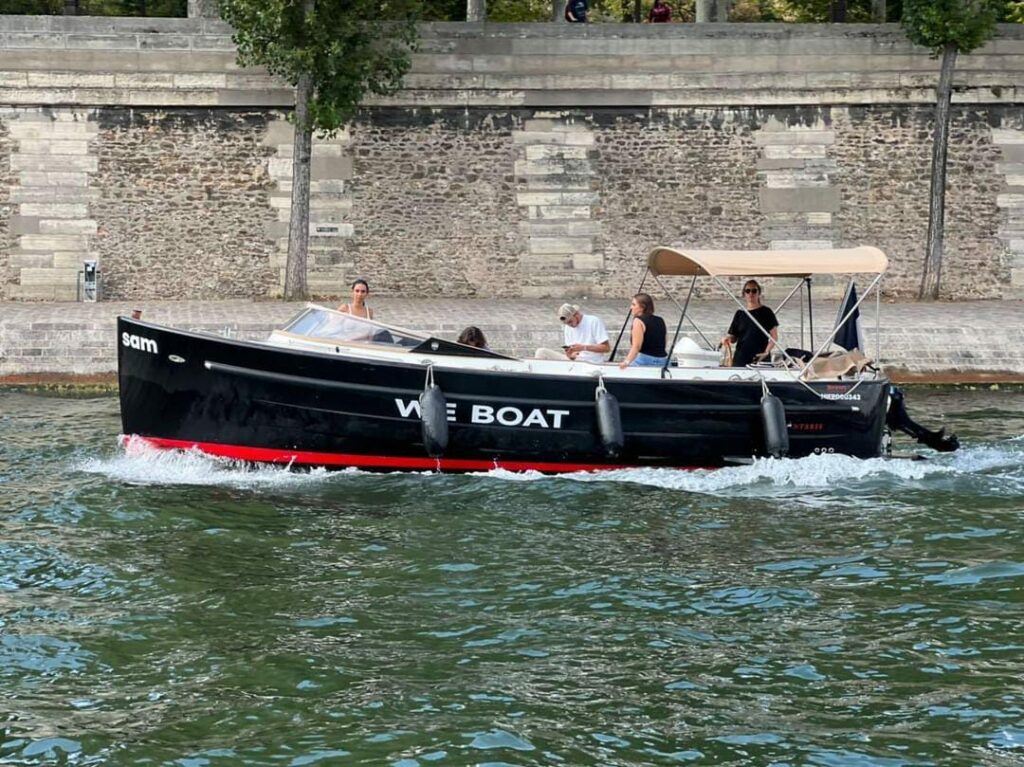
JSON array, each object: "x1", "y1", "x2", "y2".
[{"x1": 618, "y1": 293, "x2": 668, "y2": 368}]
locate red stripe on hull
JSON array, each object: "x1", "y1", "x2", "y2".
[{"x1": 123, "y1": 435, "x2": 704, "y2": 473}]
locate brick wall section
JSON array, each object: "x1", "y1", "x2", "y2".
[
  {"x1": 345, "y1": 110, "x2": 523, "y2": 297},
  {"x1": 832, "y1": 107, "x2": 1009, "y2": 300},
  {"x1": 594, "y1": 108, "x2": 765, "y2": 292},
  {"x1": 91, "y1": 109, "x2": 278, "y2": 299}
]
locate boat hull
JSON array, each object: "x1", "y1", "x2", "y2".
[{"x1": 117, "y1": 318, "x2": 889, "y2": 472}]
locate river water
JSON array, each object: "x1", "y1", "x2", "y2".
[{"x1": 1, "y1": 389, "x2": 1022, "y2": 766}]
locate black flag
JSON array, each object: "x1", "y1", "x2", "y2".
[{"x1": 834, "y1": 281, "x2": 863, "y2": 352}]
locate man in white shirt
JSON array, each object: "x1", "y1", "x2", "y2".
[{"x1": 558, "y1": 303, "x2": 610, "y2": 363}]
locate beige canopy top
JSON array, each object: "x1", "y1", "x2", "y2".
[{"x1": 647, "y1": 246, "x2": 888, "y2": 278}]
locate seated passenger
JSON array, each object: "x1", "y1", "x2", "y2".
[
  {"x1": 338, "y1": 279, "x2": 374, "y2": 320},
  {"x1": 721, "y1": 280, "x2": 778, "y2": 367},
  {"x1": 618, "y1": 293, "x2": 667, "y2": 369},
  {"x1": 535, "y1": 303, "x2": 610, "y2": 362},
  {"x1": 457, "y1": 326, "x2": 489, "y2": 350}
]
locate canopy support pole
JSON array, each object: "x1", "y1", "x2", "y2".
[
  {"x1": 806, "y1": 277, "x2": 814, "y2": 352},
  {"x1": 661, "y1": 275, "x2": 697, "y2": 377},
  {"x1": 610, "y1": 268, "x2": 648, "y2": 361},
  {"x1": 650, "y1": 272, "x2": 715, "y2": 349}
]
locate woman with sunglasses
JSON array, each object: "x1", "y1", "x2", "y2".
[
  {"x1": 721, "y1": 280, "x2": 778, "y2": 367},
  {"x1": 338, "y1": 279, "x2": 374, "y2": 320}
]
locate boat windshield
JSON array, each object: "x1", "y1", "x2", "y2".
[{"x1": 282, "y1": 307, "x2": 424, "y2": 349}]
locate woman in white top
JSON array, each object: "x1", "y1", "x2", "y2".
[{"x1": 338, "y1": 279, "x2": 374, "y2": 319}]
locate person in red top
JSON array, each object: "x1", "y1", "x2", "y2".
[{"x1": 648, "y1": 0, "x2": 671, "y2": 22}]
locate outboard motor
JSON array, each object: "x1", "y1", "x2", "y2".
[
  {"x1": 886, "y1": 385, "x2": 959, "y2": 452},
  {"x1": 760, "y1": 390, "x2": 789, "y2": 459},
  {"x1": 420, "y1": 368, "x2": 449, "y2": 458},
  {"x1": 595, "y1": 381, "x2": 624, "y2": 458}
]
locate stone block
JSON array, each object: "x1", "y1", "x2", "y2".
[
  {"x1": 763, "y1": 144, "x2": 828, "y2": 160},
  {"x1": 997, "y1": 194, "x2": 1024, "y2": 209},
  {"x1": 770, "y1": 239, "x2": 835, "y2": 251},
  {"x1": 267, "y1": 157, "x2": 293, "y2": 179},
  {"x1": 14, "y1": 139, "x2": 91, "y2": 155},
  {"x1": 113, "y1": 73, "x2": 176, "y2": 89},
  {"x1": 524, "y1": 144, "x2": 590, "y2": 161},
  {"x1": 26, "y1": 72, "x2": 115, "y2": 89},
  {"x1": 9, "y1": 188, "x2": 100, "y2": 203},
  {"x1": 754, "y1": 130, "x2": 834, "y2": 146},
  {"x1": 262, "y1": 118, "x2": 294, "y2": 146},
  {"x1": 4, "y1": 34, "x2": 68, "y2": 49},
  {"x1": 309, "y1": 222, "x2": 354, "y2": 237},
  {"x1": 19, "y1": 203, "x2": 89, "y2": 218},
  {"x1": 532, "y1": 205, "x2": 592, "y2": 220},
  {"x1": 9, "y1": 253, "x2": 52, "y2": 269},
  {"x1": 6, "y1": 120, "x2": 96, "y2": 140},
  {"x1": 173, "y1": 73, "x2": 228, "y2": 89},
  {"x1": 0, "y1": 73, "x2": 29, "y2": 88},
  {"x1": 18, "y1": 234, "x2": 90, "y2": 251},
  {"x1": 10, "y1": 216, "x2": 41, "y2": 235},
  {"x1": 764, "y1": 171, "x2": 832, "y2": 189},
  {"x1": 8, "y1": 284, "x2": 60, "y2": 300},
  {"x1": 572, "y1": 253, "x2": 604, "y2": 271},
  {"x1": 18, "y1": 267, "x2": 80, "y2": 286},
  {"x1": 311, "y1": 156, "x2": 353, "y2": 181},
  {"x1": 39, "y1": 219, "x2": 98, "y2": 235},
  {"x1": 138, "y1": 34, "x2": 192, "y2": 50},
  {"x1": 528, "y1": 237, "x2": 593, "y2": 255},
  {"x1": 11, "y1": 154, "x2": 97, "y2": 173},
  {"x1": 516, "y1": 191, "x2": 564, "y2": 206},
  {"x1": 65, "y1": 34, "x2": 139, "y2": 50},
  {"x1": 759, "y1": 188, "x2": 841, "y2": 214},
  {"x1": 190, "y1": 35, "x2": 237, "y2": 52},
  {"x1": 217, "y1": 89, "x2": 294, "y2": 107},
  {"x1": 992, "y1": 129, "x2": 1024, "y2": 145}
]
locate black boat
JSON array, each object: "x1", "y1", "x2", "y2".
[{"x1": 117, "y1": 247, "x2": 956, "y2": 472}]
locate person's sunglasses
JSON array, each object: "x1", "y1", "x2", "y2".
[
  {"x1": 743, "y1": 288, "x2": 759, "y2": 294},
  {"x1": 559, "y1": 315, "x2": 570, "y2": 322}
]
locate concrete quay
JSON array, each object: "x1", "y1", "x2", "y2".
[{"x1": 1, "y1": 298, "x2": 1023, "y2": 386}]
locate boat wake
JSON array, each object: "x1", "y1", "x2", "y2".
[
  {"x1": 484, "y1": 441, "x2": 1024, "y2": 495},
  {"x1": 77, "y1": 435, "x2": 1024, "y2": 495},
  {"x1": 77, "y1": 436, "x2": 342, "y2": 489}
]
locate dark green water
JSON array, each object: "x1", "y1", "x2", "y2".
[{"x1": 1, "y1": 389, "x2": 1023, "y2": 767}]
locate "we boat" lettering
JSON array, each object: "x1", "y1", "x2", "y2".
[{"x1": 395, "y1": 399, "x2": 569, "y2": 429}]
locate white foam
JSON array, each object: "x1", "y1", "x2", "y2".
[
  {"x1": 76, "y1": 436, "x2": 1023, "y2": 495},
  {"x1": 77, "y1": 437, "x2": 345, "y2": 489}
]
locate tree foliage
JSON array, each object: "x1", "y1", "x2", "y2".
[
  {"x1": 901, "y1": 0, "x2": 1002, "y2": 54},
  {"x1": 218, "y1": 0, "x2": 418, "y2": 136}
]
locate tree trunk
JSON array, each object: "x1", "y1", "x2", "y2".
[
  {"x1": 871, "y1": 0, "x2": 886, "y2": 23},
  {"x1": 633, "y1": 0, "x2": 642, "y2": 23},
  {"x1": 920, "y1": 42, "x2": 958, "y2": 301},
  {"x1": 830, "y1": 0, "x2": 847, "y2": 22},
  {"x1": 466, "y1": 0, "x2": 486, "y2": 22},
  {"x1": 285, "y1": 73, "x2": 313, "y2": 301},
  {"x1": 552, "y1": 0, "x2": 561, "y2": 22},
  {"x1": 695, "y1": 0, "x2": 712, "y2": 22},
  {"x1": 63, "y1": 0, "x2": 78, "y2": 15}
]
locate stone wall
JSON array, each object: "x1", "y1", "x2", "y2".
[
  {"x1": 0, "y1": 116, "x2": 10, "y2": 301},
  {"x1": 91, "y1": 109, "x2": 277, "y2": 300},
  {"x1": 2, "y1": 19, "x2": 1024, "y2": 301}
]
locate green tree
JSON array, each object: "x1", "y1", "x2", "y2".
[
  {"x1": 901, "y1": 0, "x2": 1001, "y2": 299},
  {"x1": 217, "y1": 0, "x2": 418, "y2": 300}
]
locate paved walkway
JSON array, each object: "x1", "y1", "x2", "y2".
[{"x1": 2, "y1": 298, "x2": 1024, "y2": 383}]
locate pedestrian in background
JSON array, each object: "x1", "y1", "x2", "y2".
[
  {"x1": 648, "y1": 0, "x2": 672, "y2": 22},
  {"x1": 565, "y1": 0, "x2": 588, "y2": 23}
]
